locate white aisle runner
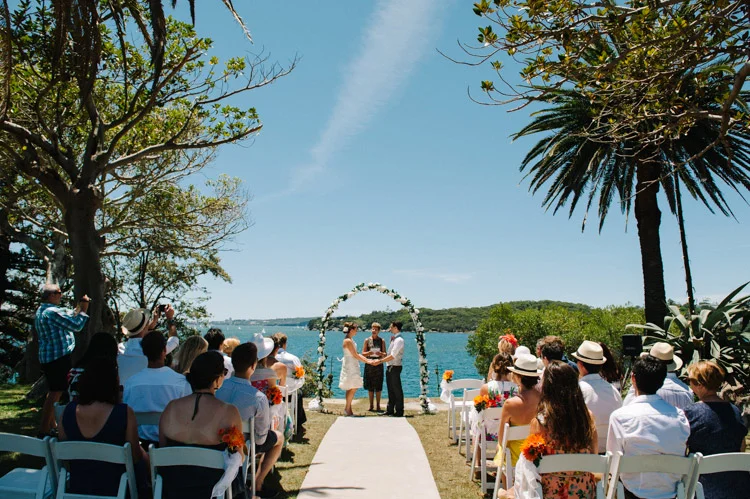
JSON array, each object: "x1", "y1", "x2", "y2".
[{"x1": 297, "y1": 416, "x2": 441, "y2": 499}]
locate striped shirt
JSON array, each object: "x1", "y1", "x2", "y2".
[{"x1": 35, "y1": 303, "x2": 88, "y2": 364}]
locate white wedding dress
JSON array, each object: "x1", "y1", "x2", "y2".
[{"x1": 338, "y1": 341, "x2": 363, "y2": 390}]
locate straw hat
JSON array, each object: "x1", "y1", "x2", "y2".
[
  {"x1": 507, "y1": 354, "x2": 543, "y2": 377},
  {"x1": 249, "y1": 332, "x2": 274, "y2": 360},
  {"x1": 512, "y1": 345, "x2": 531, "y2": 360},
  {"x1": 122, "y1": 308, "x2": 150, "y2": 338},
  {"x1": 641, "y1": 342, "x2": 682, "y2": 372},
  {"x1": 571, "y1": 340, "x2": 607, "y2": 365}
]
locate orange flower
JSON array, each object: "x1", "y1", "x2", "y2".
[
  {"x1": 443, "y1": 370, "x2": 454, "y2": 382},
  {"x1": 521, "y1": 434, "x2": 550, "y2": 466},
  {"x1": 499, "y1": 332, "x2": 518, "y2": 348},
  {"x1": 294, "y1": 366, "x2": 305, "y2": 379},
  {"x1": 474, "y1": 394, "x2": 491, "y2": 412},
  {"x1": 266, "y1": 385, "x2": 283, "y2": 406},
  {"x1": 218, "y1": 425, "x2": 246, "y2": 454}
]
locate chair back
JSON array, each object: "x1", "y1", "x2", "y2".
[
  {"x1": 149, "y1": 445, "x2": 228, "y2": 499},
  {"x1": 447, "y1": 379, "x2": 484, "y2": 395},
  {"x1": 0, "y1": 432, "x2": 57, "y2": 495},
  {"x1": 501, "y1": 423, "x2": 531, "y2": 489},
  {"x1": 240, "y1": 418, "x2": 258, "y2": 494},
  {"x1": 695, "y1": 452, "x2": 750, "y2": 474},
  {"x1": 134, "y1": 412, "x2": 161, "y2": 426},
  {"x1": 537, "y1": 452, "x2": 612, "y2": 498},
  {"x1": 606, "y1": 452, "x2": 698, "y2": 499},
  {"x1": 462, "y1": 388, "x2": 481, "y2": 405},
  {"x1": 479, "y1": 407, "x2": 504, "y2": 427},
  {"x1": 51, "y1": 439, "x2": 137, "y2": 499}
]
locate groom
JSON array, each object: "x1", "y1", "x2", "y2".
[{"x1": 378, "y1": 321, "x2": 405, "y2": 417}]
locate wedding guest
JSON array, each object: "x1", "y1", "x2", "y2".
[
  {"x1": 607, "y1": 355, "x2": 690, "y2": 499},
  {"x1": 362, "y1": 322, "x2": 386, "y2": 411},
  {"x1": 623, "y1": 342, "x2": 693, "y2": 409},
  {"x1": 59, "y1": 357, "x2": 147, "y2": 497},
  {"x1": 223, "y1": 337, "x2": 241, "y2": 356},
  {"x1": 67, "y1": 332, "x2": 118, "y2": 403},
  {"x1": 172, "y1": 335, "x2": 208, "y2": 374},
  {"x1": 684, "y1": 361, "x2": 749, "y2": 499},
  {"x1": 249, "y1": 332, "x2": 277, "y2": 391},
  {"x1": 500, "y1": 361, "x2": 598, "y2": 499},
  {"x1": 123, "y1": 331, "x2": 191, "y2": 447},
  {"x1": 204, "y1": 327, "x2": 234, "y2": 377},
  {"x1": 598, "y1": 342, "x2": 623, "y2": 389},
  {"x1": 266, "y1": 336, "x2": 289, "y2": 387},
  {"x1": 474, "y1": 353, "x2": 517, "y2": 467},
  {"x1": 490, "y1": 333, "x2": 518, "y2": 380},
  {"x1": 273, "y1": 332, "x2": 307, "y2": 432},
  {"x1": 217, "y1": 342, "x2": 284, "y2": 498},
  {"x1": 159, "y1": 352, "x2": 243, "y2": 499},
  {"x1": 118, "y1": 305, "x2": 180, "y2": 383},
  {"x1": 572, "y1": 341, "x2": 622, "y2": 453},
  {"x1": 493, "y1": 354, "x2": 542, "y2": 487},
  {"x1": 35, "y1": 283, "x2": 89, "y2": 435}
]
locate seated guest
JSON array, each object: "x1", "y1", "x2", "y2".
[
  {"x1": 217, "y1": 343, "x2": 284, "y2": 498},
  {"x1": 249, "y1": 332, "x2": 277, "y2": 391},
  {"x1": 123, "y1": 331, "x2": 191, "y2": 447},
  {"x1": 623, "y1": 342, "x2": 693, "y2": 409},
  {"x1": 489, "y1": 333, "x2": 518, "y2": 380},
  {"x1": 481, "y1": 353, "x2": 516, "y2": 397},
  {"x1": 172, "y1": 335, "x2": 208, "y2": 374},
  {"x1": 273, "y1": 332, "x2": 307, "y2": 432},
  {"x1": 500, "y1": 361, "x2": 598, "y2": 499},
  {"x1": 67, "y1": 332, "x2": 118, "y2": 402},
  {"x1": 223, "y1": 337, "x2": 241, "y2": 356},
  {"x1": 204, "y1": 327, "x2": 234, "y2": 377},
  {"x1": 266, "y1": 336, "x2": 288, "y2": 387},
  {"x1": 59, "y1": 357, "x2": 147, "y2": 497},
  {"x1": 538, "y1": 335, "x2": 579, "y2": 374},
  {"x1": 250, "y1": 332, "x2": 293, "y2": 441},
  {"x1": 493, "y1": 354, "x2": 542, "y2": 486},
  {"x1": 159, "y1": 352, "x2": 243, "y2": 499},
  {"x1": 607, "y1": 355, "x2": 690, "y2": 499},
  {"x1": 118, "y1": 305, "x2": 180, "y2": 384},
  {"x1": 685, "y1": 361, "x2": 749, "y2": 499},
  {"x1": 598, "y1": 342, "x2": 623, "y2": 390},
  {"x1": 572, "y1": 341, "x2": 622, "y2": 453}
]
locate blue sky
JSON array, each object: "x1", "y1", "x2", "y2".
[{"x1": 179, "y1": 1, "x2": 749, "y2": 320}]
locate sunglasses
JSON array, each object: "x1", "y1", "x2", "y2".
[{"x1": 222, "y1": 368, "x2": 228, "y2": 376}]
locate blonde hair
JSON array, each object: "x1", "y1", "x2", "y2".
[
  {"x1": 174, "y1": 335, "x2": 208, "y2": 374},
  {"x1": 687, "y1": 360, "x2": 725, "y2": 392},
  {"x1": 222, "y1": 337, "x2": 241, "y2": 356},
  {"x1": 371, "y1": 322, "x2": 381, "y2": 330},
  {"x1": 343, "y1": 321, "x2": 358, "y2": 337},
  {"x1": 497, "y1": 339, "x2": 516, "y2": 355}
]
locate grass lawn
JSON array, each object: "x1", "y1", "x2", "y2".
[{"x1": 0, "y1": 383, "x2": 45, "y2": 476}]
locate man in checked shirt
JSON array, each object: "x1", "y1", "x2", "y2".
[{"x1": 35, "y1": 283, "x2": 90, "y2": 436}]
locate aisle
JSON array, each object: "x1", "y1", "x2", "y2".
[{"x1": 297, "y1": 416, "x2": 441, "y2": 499}]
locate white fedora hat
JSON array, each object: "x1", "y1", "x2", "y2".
[
  {"x1": 249, "y1": 332, "x2": 274, "y2": 360},
  {"x1": 642, "y1": 342, "x2": 682, "y2": 371},
  {"x1": 507, "y1": 354, "x2": 543, "y2": 377},
  {"x1": 571, "y1": 340, "x2": 607, "y2": 365},
  {"x1": 512, "y1": 345, "x2": 531, "y2": 360},
  {"x1": 122, "y1": 308, "x2": 150, "y2": 338}
]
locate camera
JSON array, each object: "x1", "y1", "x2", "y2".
[
  {"x1": 621, "y1": 334, "x2": 643, "y2": 357},
  {"x1": 158, "y1": 304, "x2": 167, "y2": 313}
]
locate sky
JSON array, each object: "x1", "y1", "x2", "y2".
[{"x1": 172, "y1": 1, "x2": 749, "y2": 320}]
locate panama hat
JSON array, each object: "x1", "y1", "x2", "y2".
[
  {"x1": 249, "y1": 332, "x2": 274, "y2": 360},
  {"x1": 507, "y1": 354, "x2": 543, "y2": 377},
  {"x1": 571, "y1": 340, "x2": 607, "y2": 365},
  {"x1": 122, "y1": 308, "x2": 150, "y2": 338},
  {"x1": 642, "y1": 342, "x2": 682, "y2": 371},
  {"x1": 512, "y1": 345, "x2": 531, "y2": 360}
]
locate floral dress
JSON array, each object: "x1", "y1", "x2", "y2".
[
  {"x1": 470, "y1": 380, "x2": 517, "y2": 442},
  {"x1": 540, "y1": 448, "x2": 596, "y2": 499}
]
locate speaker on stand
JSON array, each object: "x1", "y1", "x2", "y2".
[{"x1": 621, "y1": 334, "x2": 644, "y2": 391}]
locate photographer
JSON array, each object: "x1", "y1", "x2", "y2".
[{"x1": 117, "y1": 304, "x2": 180, "y2": 383}]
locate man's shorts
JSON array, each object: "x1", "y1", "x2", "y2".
[
  {"x1": 255, "y1": 429, "x2": 278, "y2": 454},
  {"x1": 41, "y1": 354, "x2": 72, "y2": 392}
]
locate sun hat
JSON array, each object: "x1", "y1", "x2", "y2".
[
  {"x1": 641, "y1": 342, "x2": 682, "y2": 372},
  {"x1": 249, "y1": 332, "x2": 274, "y2": 360},
  {"x1": 507, "y1": 354, "x2": 543, "y2": 377},
  {"x1": 512, "y1": 345, "x2": 531, "y2": 360},
  {"x1": 571, "y1": 340, "x2": 607, "y2": 365},
  {"x1": 122, "y1": 308, "x2": 151, "y2": 338}
]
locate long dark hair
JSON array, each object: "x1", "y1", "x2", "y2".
[
  {"x1": 77, "y1": 357, "x2": 120, "y2": 405},
  {"x1": 598, "y1": 342, "x2": 622, "y2": 385},
  {"x1": 75, "y1": 332, "x2": 118, "y2": 368},
  {"x1": 538, "y1": 361, "x2": 594, "y2": 452}
]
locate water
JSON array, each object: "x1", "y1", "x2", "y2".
[{"x1": 200, "y1": 325, "x2": 479, "y2": 398}]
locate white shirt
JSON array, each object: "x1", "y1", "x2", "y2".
[
  {"x1": 386, "y1": 333, "x2": 404, "y2": 367},
  {"x1": 277, "y1": 348, "x2": 303, "y2": 391},
  {"x1": 123, "y1": 366, "x2": 192, "y2": 441},
  {"x1": 117, "y1": 339, "x2": 148, "y2": 384},
  {"x1": 623, "y1": 373, "x2": 694, "y2": 410},
  {"x1": 209, "y1": 349, "x2": 234, "y2": 378},
  {"x1": 579, "y1": 373, "x2": 622, "y2": 453},
  {"x1": 118, "y1": 335, "x2": 179, "y2": 354},
  {"x1": 607, "y1": 394, "x2": 690, "y2": 499}
]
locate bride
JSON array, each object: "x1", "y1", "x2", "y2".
[{"x1": 339, "y1": 322, "x2": 375, "y2": 416}]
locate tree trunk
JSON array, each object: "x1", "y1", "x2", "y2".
[
  {"x1": 634, "y1": 162, "x2": 668, "y2": 328},
  {"x1": 64, "y1": 184, "x2": 108, "y2": 358},
  {"x1": 0, "y1": 208, "x2": 10, "y2": 312},
  {"x1": 674, "y1": 177, "x2": 696, "y2": 317}
]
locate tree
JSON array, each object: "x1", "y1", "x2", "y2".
[
  {"x1": 0, "y1": 1, "x2": 294, "y2": 343},
  {"x1": 512, "y1": 81, "x2": 750, "y2": 326}
]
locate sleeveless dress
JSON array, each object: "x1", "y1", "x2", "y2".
[
  {"x1": 363, "y1": 336, "x2": 385, "y2": 392},
  {"x1": 339, "y1": 340, "x2": 363, "y2": 390},
  {"x1": 61, "y1": 402, "x2": 128, "y2": 497},
  {"x1": 540, "y1": 447, "x2": 597, "y2": 498}
]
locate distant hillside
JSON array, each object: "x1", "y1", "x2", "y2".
[
  {"x1": 214, "y1": 317, "x2": 315, "y2": 327},
  {"x1": 305, "y1": 300, "x2": 593, "y2": 332}
]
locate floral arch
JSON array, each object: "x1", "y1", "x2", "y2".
[{"x1": 310, "y1": 282, "x2": 431, "y2": 413}]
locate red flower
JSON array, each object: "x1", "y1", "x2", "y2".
[
  {"x1": 521, "y1": 434, "x2": 550, "y2": 466},
  {"x1": 218, "y1": 425, "x2": 246, "y2": 454}
]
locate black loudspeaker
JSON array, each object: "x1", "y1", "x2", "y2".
[{"x1": 622, "y1": 334, "x2": 643, "y2": 357}]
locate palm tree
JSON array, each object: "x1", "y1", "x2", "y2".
[{"x1": 514, "y1": 84, "x2": 750, "y2": 327}]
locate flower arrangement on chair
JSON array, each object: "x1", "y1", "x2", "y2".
[
  {"x1": 265, "y1": 385, "x2": 283, "y2": 406},
  {"x1": 443, "y1": 370, "x2": 454, "y2": 383},
  {"x1": 293, "y1": 366, "x2": 305, "y2": 379},
  {"x1": 521, "y1": 434, "x2": 551, "y2": 466},
  {"x1": 218, "y1": 425, "x2": 246, "y2": 455}
]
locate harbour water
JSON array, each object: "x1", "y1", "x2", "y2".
[{"x1": 200, "y1": 325, "x2": 479, "y2": 398}]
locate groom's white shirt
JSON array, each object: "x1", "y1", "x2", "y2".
[{"x1": 386, "y1": 333, "x2": 404, "y2": 367}]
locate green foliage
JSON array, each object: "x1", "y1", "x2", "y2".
[
  {"x1": 467, "y1": 304, "x2": 645, "y2": 376},
  {"x1": 300, "y1": 357, "x2": 332, "y2": 399}
]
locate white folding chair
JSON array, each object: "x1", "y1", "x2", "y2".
[
  {"x1": 50, "y1": 438, "x2": 137, "y2": 499},
  {"x1": 493, "y1": 423, "x2": 531, "y2": 492},
  {"x1": 149, "y1": 445, "x2": 232, "y2": 499},
  {"x1": 241, "y1": 418, "x2": 258, "y2": 495},
  {"x1": 693, "y1": 452, "x2": 750, "y2": 499},
  {"x1": 536, "y1": 452, "x2": 612, "y2": 499},
  {"x1": 445, "y1": 379, "x2": 484, "y2": 442},
  {"x1": 285, "y1": 383, "x2": 298, "y2": 436},
  {"x1": 606, "y1": 452, "x2": 699, "y2": 499},
  {"x1": 469, "y1": 406, "x2": 503, "y2": 493},
  {"x1": 0, "y1": 433, "x2": 56, "y2": 498},
  {"x1": 458, "y1": 388, "x2": 481, "y2": 459}
]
